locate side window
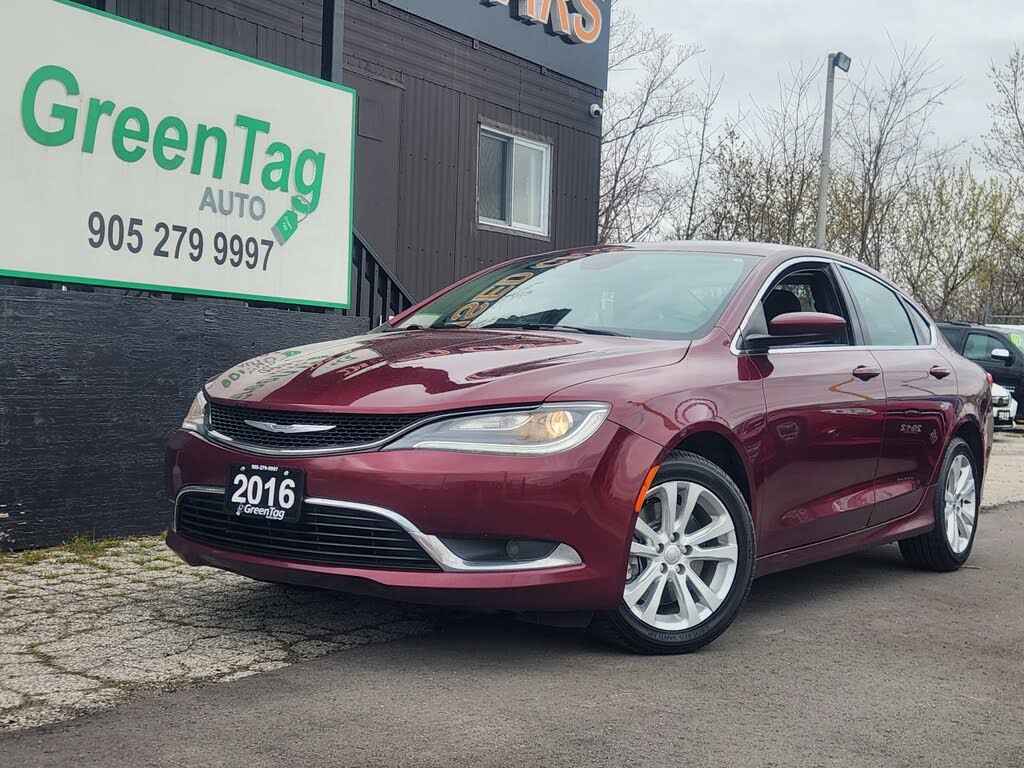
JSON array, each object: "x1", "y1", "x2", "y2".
[
  {"x1": 963, "y1": 333, "x2": 990, "y2": 361},
  {"x1": 964, "y1": 333, "x2": 1011, "y2": 363},
  {"x1": 902, "y1": 300, "x2": 933, "y2": 345},
  {"x1": 760, "y1": 267, "x2": 851, "y2": 345},
  {"x1": 839, "y1": 267, "x2": 917, "y2": 347}
]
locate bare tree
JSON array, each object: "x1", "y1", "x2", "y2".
[
  {"x1": 692, "y1": 64, "x2": 822, "y2": 245},
  {"x1": 830, "y1": 41, "x2": 958, "y2": 269},
  {"x1": 748, "y1": 63, "x2": 823, "y2": 245},
  {"x1": 598, "y1": 2, "x2": 701, "y2": 243},
  {"x1": 668, "y1": 69, "x2": 723, "y2": 240},
  {"x1": 983, "y1": 46, "x2": 1024, "y2": 193},
  {"x1": 887, "y1": 161, "x2": 1015, "y2": 320}
]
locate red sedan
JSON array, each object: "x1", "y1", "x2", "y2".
[{"x1": 165, "y1": 243, "x2": 992, "y2": 653}]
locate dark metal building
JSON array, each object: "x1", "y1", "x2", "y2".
[{"x1": 1, "y1": 0, "x2": 607, "y2": 548}]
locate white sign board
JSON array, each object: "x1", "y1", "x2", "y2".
[{"x1": 0, "y1": 0, "x2": 356, "y2": 308}]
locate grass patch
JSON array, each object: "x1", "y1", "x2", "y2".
[
  {"x1": 15, "y1": 549, "x2": 47, "y2": 566},
  {"x1": 64, "y1": 535, "x2": 122, "y2": 560},
  {"x1": 1, "y1": 534, "x2": 163, "y2": 569}
]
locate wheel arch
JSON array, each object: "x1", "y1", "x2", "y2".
[
  {"x1": 951, "y1": 416, "x2": 985, "y2": 482},
  {"x1": 663, "y1": 425, "x2": 753, "y2": 515}
]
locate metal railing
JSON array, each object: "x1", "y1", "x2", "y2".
[{"x1": 346, "y1": 230, "x2": 416, "y2": 326}]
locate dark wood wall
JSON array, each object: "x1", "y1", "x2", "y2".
[
  {"x1": 344, "y1": 0, "x2": 602, "y2": 300},
  {"x1": 0, "y1": 286, "x2": 367, "y2": 550},
  {"x1": 109, "y1": 0, "x2": 324, "y2": 76}
]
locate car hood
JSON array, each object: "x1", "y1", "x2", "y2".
[{"x1": 205, "y1": 329, "x2": 688, "y2": 413}]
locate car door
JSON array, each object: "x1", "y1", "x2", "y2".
[
  {"x1": 963, "y1": 331, "x2": 1022, "y2": 400},
  {"x1": 836, "y1": 266, "x2": 958, "y2": 526},
  {"x1": 753, "y1": 261, "x2": 886, "y2": 554}
]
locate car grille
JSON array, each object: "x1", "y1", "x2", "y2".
[
  {"x1": 176, "y1": 491, "x2": 442, "y2": 571},
  {"x1": 207, "y1": 402, "x2": 425, "y2": 452}
]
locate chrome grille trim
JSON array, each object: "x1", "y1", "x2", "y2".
[{"x1": 172, "y1": 486, "x2": 583, "y2": 573}]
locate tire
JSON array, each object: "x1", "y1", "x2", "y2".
[
  {"x1": 898, "y1": 436, "x2": 979, "y2": 572},
  {"x1": 593, "y1": 451, "x2": 755, "y2": 654}
]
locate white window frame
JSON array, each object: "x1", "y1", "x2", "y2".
[{"x1": 477, "y1": 125, "x2": 552, "y2": 238}]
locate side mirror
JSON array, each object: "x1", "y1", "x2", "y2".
[
  {"x1": 744, "y1": 312, "x2": 847, "y2": 351},
  {"x1": 992, "y1": 347, "x2": 1012, "y2": 363},
  {"x1": 769, "y1": 312, "x2": 848, "y2": 336}
]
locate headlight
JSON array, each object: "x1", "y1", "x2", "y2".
[
  {"x1": 383, "y1": 403, "x2": 610, "y2": 455},
  {"x1": 181, "y1": 390, "x2": 208, "y2": 432}
]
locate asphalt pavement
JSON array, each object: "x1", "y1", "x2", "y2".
[{"x1": 4, "y1": 502, "x2": 1022, "y2": 768}]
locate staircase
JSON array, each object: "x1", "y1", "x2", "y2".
[{"x1": 347, "y1": 230, "x2": 415, "y2": 326}]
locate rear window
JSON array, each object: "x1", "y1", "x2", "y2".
[
  {"x1": 903, "y1": 300, "x2": 933, "y2": 345},
  {"x1": 939, "y1": 326, "x2": 964, "y2": 346},
  {"x1": 840, "y1": 267, "x2": 917, "y2": 347},
  {"x1": 395, "y1": 249, "x2": 758, "y2": 340}
]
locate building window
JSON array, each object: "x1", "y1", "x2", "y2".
[{"x1": 478, "y1": 126, "x2": 551, "y2": 237}]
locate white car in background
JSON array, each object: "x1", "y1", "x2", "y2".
[{"x1": 992, "y1": 382, "x2": 1017, "y2": 430}]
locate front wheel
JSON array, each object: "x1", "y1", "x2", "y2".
[{"x1": 593, "y1": 452, "x2": 755, "y2": 654}]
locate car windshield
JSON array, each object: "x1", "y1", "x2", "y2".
[{"x1": 393, "y1": 248, "x2": 757, "y2": 340}]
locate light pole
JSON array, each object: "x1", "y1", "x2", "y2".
[{"x1": 815, "y1": 51, "x2": 851, "y2": 249}]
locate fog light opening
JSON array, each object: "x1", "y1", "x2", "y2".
[{"x1": 439, "y1": 537, "x2": 560, "y2": 564}]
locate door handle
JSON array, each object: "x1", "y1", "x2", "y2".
[
  {"x1": 929, "y1": 366, "x2": 952, "y2": 380},
  {"x1": 852, "y1": 365, "x2": 881, "y2": 381}
]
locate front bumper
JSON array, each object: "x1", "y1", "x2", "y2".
[{"x1": 164, "y1": 422, "x2": 662, "y2": 611}]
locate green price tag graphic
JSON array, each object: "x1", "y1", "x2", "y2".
[
  {"x1": 271, "y1": 195, "x2": 313, "y2": 246},
  {"x1": 271, "y1": 211, "x2": 298, "y2": 245}
]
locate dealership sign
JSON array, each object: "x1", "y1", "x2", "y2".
[
  {"x1": 483, "y1": 0, "x2": 603, "y2": 45},
  {"x1": 384, "y1": 0, "x2": 609, "y2": 90},
  {"x1": 0, "y1": 0, "x2": 356, "y2": 308}
]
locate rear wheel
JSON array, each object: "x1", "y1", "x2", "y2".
[
  {"x1": 593, "y1": 452, "x2": 755, "y2": 654},
  {"x1": 899, "y1": 437, "x2": 978, "y2": 571}
]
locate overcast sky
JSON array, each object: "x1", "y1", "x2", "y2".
[{"x1": 627, "y1": 0, "x2": 1024, "y2": 152}]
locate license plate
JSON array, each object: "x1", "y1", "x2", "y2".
[
  {"x1": 999, "y1": 410, "x2": 1011, "y2": 421},
  {"x1": 224, "y1": 464, "x2": 305, "y2": 522}
]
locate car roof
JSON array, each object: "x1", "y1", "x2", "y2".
[
  {"x1": 620, "y1": 240, "x2": 875, "y2": 268},
  {"x1": 938, "y1": 321, "x2": 1005, "y2": 332},
  {"x1": 509, "y1": 241, "x2": 892, "y2": 290},
  {"x1": 622, "y1": 241, "x2": 791, "y2": 257}
]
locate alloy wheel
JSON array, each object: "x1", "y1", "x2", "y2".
[
  {"x1": 625, "y1": 480, "x2": 739, "y2": 631},
  {"x1": 944, "y1": 453, "x2": 976, "y2": 554}
]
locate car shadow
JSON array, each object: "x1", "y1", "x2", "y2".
[
  {"x1": 309, "y1": 542, "x2": 930, "y2": 660},
  {"x1": 741, "y1": 542, "x2": 914, "y2": 617}
]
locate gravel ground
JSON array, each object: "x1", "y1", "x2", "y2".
[
  {"x1": 982, "y1": 430, "x2": 1024, "y2": 505},
  {"x1": 2, "y1": 430, "x2": 1022, "y2": 735},
  {"x1": 0, "y1": 538, "x2": 439, "y2": 732},
  {"x1": 5, "y1": 501, "x2": 1023, "y2": 768}
]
